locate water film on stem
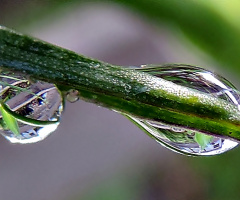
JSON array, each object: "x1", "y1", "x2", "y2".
[
  {"x1": 127, "y1": 64, "x2": 240, "y2": 156},
  {"x1": 0, "y1": 71, "x2": 63, "y2": 144}
]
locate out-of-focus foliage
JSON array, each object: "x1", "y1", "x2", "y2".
[{"x1": 113, "y1": 0, "x2": 240, "y2": 77}]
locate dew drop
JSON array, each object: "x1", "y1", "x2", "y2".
[
  {"x1": 128, "y1": 64, "x2": 239, "y2": 156},
  {"x1": 0, "y1": 71, "x2": 63, "y2": 144},
  {"x1": 66, "y1": 89, "x2": 80, "y2": 103}
]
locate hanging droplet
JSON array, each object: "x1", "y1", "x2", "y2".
[
  {"x1": 0, "y1": 71, "x2": 63, "y2": 144},
  {"x1": 128, "y1": 64, "x2": 239, "y2": 156},
  {"x1": 66, "y1": 89, "x2": 80, "y2": 103}
]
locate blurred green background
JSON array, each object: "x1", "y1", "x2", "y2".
[{"x1": 1, "y1": 0, "x2": 240, "y2": 200}]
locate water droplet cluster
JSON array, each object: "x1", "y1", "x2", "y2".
[
  {"x1": 131, "y1": 64, "x2": 239, "y2": 156},
  {"x1": 0, "y1": 71, "x2": 63, "y2": 143}
]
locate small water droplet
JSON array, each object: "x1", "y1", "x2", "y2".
[
  {"x1": 128, "y1": 64, "x2": 239, "y2": 156},
  {"x1": 0, "y1": 71, "x2": 63, "y2": 144},
  {"x1": 66, "y1": 89, "x2": 79, "y2": 103}
]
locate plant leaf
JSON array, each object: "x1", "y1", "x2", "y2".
[
  {"x1": 0, "y1": 103, "x2": 20, "y2": 136},
  {"x1": 194, "y1": 133, "x2": 213, "y2": 150},
  {"x1": 0, "y1": 102, "x2": 59, "y2": 127}
]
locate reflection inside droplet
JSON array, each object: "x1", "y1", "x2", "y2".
[
  {"x1": 128, "y1": 64, "x2": 239, "y2": 156},
  {"x1": 0, "y1": 71, "x2": 63, "y2": 143}
]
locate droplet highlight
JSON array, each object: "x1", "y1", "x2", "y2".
[
  {"x1": 129, "y1": 64, "x2": 239, "y2": 156},
  {"x1": 0, "y1": 71, "x2": 63, "y2": 143}
]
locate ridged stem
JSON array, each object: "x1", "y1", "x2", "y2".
[{"x1": 0, "y1": 26, "x2": 240, "y2": 141}]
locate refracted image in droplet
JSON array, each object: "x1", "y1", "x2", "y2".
[
  {"x1": 129, "y1": 64, "x2": 239, "y2": 156},
  {"x1": 0, "y1": 71, "x2": 63, "y2": 144}
]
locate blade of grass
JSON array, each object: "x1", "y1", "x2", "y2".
[
  {"x1": 1, "y1": 26, "x2": 240, "y2": 141},
  {"x1": 0, "y1": 103, "x2": 20, "y2": 136},
  {"x1": 0, "y1": 102, "x2": 59, "y2": 127}
]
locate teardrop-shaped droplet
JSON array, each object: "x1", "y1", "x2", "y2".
[
  {"x1": 128, "y1": 64, "x2": 239, "y2": 156},
  {"x1": 0, "y1": 71, "x2": 63, "y2": 144}
]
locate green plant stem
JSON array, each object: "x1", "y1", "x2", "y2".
[{"x1": 0, "y1": 26, "x2": 240, "y2": 141}]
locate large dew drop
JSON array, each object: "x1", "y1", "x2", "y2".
[
  {"x1": 0, "y1": 71, "x2": 63, "y2": 144},
  {"x1": 130, "y1": 64, "x2": 239, "y2": 156}
]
